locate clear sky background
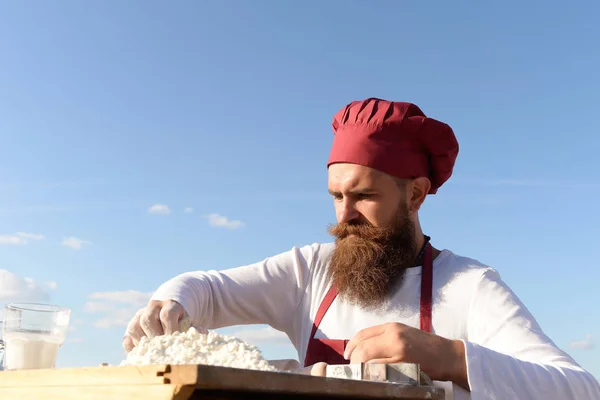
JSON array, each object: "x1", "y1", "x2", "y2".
[{"x1": 1, "y1": 0, "x2": 599, "y2": 378}]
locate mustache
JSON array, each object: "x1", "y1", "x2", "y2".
[{"x1": 328, "y1": 222, "x2": 394, "y2": 241}]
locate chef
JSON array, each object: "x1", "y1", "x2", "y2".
[{"x1": 123, "y1": 98, "x2": 600, "y2": 399}]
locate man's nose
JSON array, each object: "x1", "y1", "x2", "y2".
[{"x1": 337, "y1": 199, "x2": 360, "y2": 223}]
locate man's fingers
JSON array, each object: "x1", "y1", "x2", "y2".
[
  {"x1": 122, "y1": 335, "x2": 135, "y2": 353},
  {"x1": 160, "y1": 302, "x2": 184, "y2": 335},
  {"x1": 123, "y1": 308, "x2": 146, "y2": 352},
  {"x1": 310, "y1": 362, "x2": 328, "y2": 377},
  {"x1": 344, "y1": 324, "x2": 386, "y2": 359},
  {"x1": 349, "y1": 335, "x2": 391, "y2": 364},
  {"x1": 140, "y1": 302, "x2": 165, "y2": 337},
  {"x1": 122, "y1": 301, "x2": 196, "y2": 352},
  {"x1": 366, "y1": 357, "x2": 398, "y2": 364},
  {"x1": 125, "y1": 308, "x2": 146, "y2": 343},
  {"x1": 192, "y1": 324, "x2": 209, "y2": 334}
]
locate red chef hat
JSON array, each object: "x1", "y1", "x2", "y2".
[{"x1": 328, "y1": 98, "x2": 459, "y2": 194}]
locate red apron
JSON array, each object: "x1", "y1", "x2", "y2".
[{"x1": 304, "y1": 242, "x2": 434, "y2": 367}]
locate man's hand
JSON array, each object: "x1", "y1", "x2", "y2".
[
  {"x1": 303, "y1": 362, "x2": 328, "y2": 377},
  {"x1": 344, "y1": 322, "x2": 469, "y2": 390},
  {"x1": 122, "y1": 300, "x2": 188, "y2": 352}
]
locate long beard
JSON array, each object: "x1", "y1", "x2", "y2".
[{"x1": 326, "y1": 208, "x2": 417, "y2": 310}]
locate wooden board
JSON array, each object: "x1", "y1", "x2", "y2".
[
  {"x1": 0, "y1": 385, "x2": 193, "y2": 400},
  {"x1": 0, "y1": 364, "x2": 172, "y2": 387},
  {"x1": 178, "y1": 364, "x2": 445, "y2": 399},
  {"x1": 0, "y1": 364, "x2": 445, "y2": 400},
  {"x1": 0, "y1": 365, "x2": 192, "y2": 400}
]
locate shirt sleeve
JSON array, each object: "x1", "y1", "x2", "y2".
[
  {"x1": 463, "y1": 269, "x2": 600, "y2": 399},
  {"x1": 149, "y1": 244, "x2": 318, "y2": 335}
]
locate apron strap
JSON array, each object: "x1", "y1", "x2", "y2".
[
  {"x1": 419, "y1": 243, "x2": 433, "y2": 333},
  {"x1": 309, "y1": 285, "x2": 338, "y2": 340}
]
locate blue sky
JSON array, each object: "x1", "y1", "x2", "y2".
[{"x1": 1, "y1": 0, "x2": 599, "y2": 377}]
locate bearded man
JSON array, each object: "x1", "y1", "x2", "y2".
[{"x1": 123, "y1": 98, "x2": 600, "y2": 399}]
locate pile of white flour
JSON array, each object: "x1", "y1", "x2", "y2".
[{"x1": 120, "y1": 327, "x2": 277, "y2": 372}]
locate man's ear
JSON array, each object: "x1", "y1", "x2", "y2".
[{"x1": 408, "y1": 177, "x2": 431, "y2": 212}]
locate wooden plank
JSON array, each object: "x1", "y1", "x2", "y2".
[
  {"x1": 163, "y1": 364, "x2": 200, "y2": 385},
  {"x1": 0, "y1": 364, "x2": 444, "y2": 399},
  {"x1": 164, "y1": 365, "x2": 445, "y2": 400},
  {"x1": 187, "y1": 391, "x2": 442, "y2": 400},
  {"x1": 0, "y1": 384, "x2": 194, "y2": 400},
  {"x1": 0, "y1": 365, "x2": 171, "y2": 387}
]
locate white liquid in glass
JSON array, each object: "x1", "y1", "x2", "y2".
[{"x1": 3, "y1": 331, "x2": 62, "y2": 370}]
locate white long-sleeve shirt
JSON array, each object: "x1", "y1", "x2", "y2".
[{"x1": 150, "y1": 242, "x2": 600, "y2": 400}]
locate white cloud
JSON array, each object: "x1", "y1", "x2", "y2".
[
  {"x1": 0, "y1": 232, "x2": 45, "y2": 245},
  {"x1": 148, "y1": 204, "x2": 171, "y2": 215},
  {"x1": 0, "y1": 269, "x2": 51, "y2": 303},
  {"x1": 228, "y1": 326, "x2": 290, "y2": 346},
  {"x1": 88, "y1": 290, "x2": 152, "y2": 306},
  {"x1": 83, "y1": 301, "x2": 115, "y2": 313},
  {"x1": 183, "y1": 207, "x2": 194, "y2": 214},
  {"x1": 568, "y1": 334, "x2": 594, "y2": 350},
  {"x1": 62, "y1": 237, "x2": 91, "y2": 250},
  {"x1": 16, "y1": 232, "x2": 45, "y2": 240},
  {"x1": 46, "y1": 281, "x2": 57, "y2": 290},
  {"x1": 67, "y1": 319, "x2": 84, "y2": 332},
  {"x1": 85, "y1": 290, "x2": 153, "y2": 329},
  {"x1": 93, "y1": 308, "x2": 139, "y2": 329},
  {"x1": 0, "y1": 235, "x2": 25, "y2": 245},
  {"x1": 206, "y1": 213, "x2": 244, "y2": 230}
]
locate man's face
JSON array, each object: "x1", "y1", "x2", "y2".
[
  {"x1": 326, "y1": 163, "x2": 418, "y2": 309},
  {"x1": 328, "y1": 163, "x2": 405, "y2": 228}
]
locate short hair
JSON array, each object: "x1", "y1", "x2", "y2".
[{"x1": 393, "y1": 177, "x2": 410, "y2": 192}]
